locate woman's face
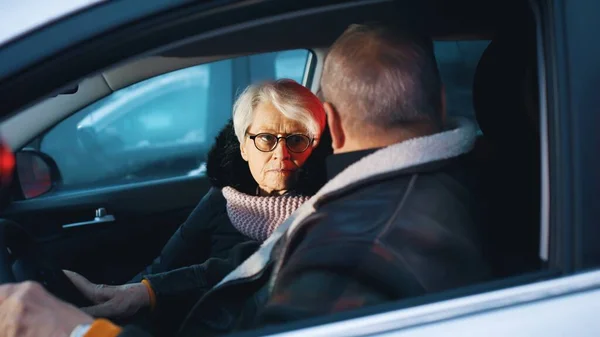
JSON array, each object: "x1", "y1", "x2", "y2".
[{"x1": 241, "y1": 102, "x2": 317, "y2": 196}]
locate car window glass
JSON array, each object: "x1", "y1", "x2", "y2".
[
  {"x1": 434, "y1": 40, "x2": 490, "y2": 131},
  {"x1": 39, "y1": 49, "x2": 310, "y2": 191}
]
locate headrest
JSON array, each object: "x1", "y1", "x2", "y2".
[{"x1": 472, "y1": 20, "x2": 538, "y2": 152}]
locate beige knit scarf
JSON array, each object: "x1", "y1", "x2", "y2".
[{"x1": 221, "y1": 186, "x2": 310, "y2": 242}]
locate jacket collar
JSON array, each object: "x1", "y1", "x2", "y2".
[
  {"x1": 315, "y1": 117, "x2": 476, "y2": 198},
  {"x1": 326, "y1": 148, "x2": 379, "y2": 180}
]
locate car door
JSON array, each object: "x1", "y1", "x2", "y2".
[{"x1": 2, "y1": 49, "x2": 313, "y2": 285}]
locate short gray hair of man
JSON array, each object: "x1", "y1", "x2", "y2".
[
  {"x1": 232, "y1": 79, "x2": 326, "y2": 143},
  {"x1": 321, "y1": 23, "x2": 443, "y2": 131}
]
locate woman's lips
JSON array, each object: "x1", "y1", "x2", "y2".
[{"x1": 267, "y1": 168, "x2": 296, "y2": 174}]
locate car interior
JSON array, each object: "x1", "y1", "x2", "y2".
[{"x1": 0, "y1": 0, "x2": 550, "y2": 334}]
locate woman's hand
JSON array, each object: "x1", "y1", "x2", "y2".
[{"x1": 63, "y1": 270, "x2": 150, "y2": 319}]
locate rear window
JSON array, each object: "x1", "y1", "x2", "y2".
[{"x1": 435, "y1": 40, "x2": 490, "y2": 129}]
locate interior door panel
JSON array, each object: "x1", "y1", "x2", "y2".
[{"x1": 2, "y1": 175, "x2": 211, "y2": 284}]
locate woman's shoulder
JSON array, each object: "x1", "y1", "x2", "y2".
[
  {"x1": 181, "y1": 187, "x2": 227, "y2": 232},
  {"x1": 202, "y1": 186, "x2": 226, "y2": 203}
]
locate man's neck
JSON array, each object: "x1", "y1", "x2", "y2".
[{"x1": 334, "y1": 125, "x2": 439, "y2": 154}]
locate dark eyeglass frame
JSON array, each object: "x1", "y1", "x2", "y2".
[{"x1": 246, "y1": 132, "x2": 314, "y2": 153}]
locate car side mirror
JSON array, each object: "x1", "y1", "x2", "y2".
[{"x1": 15, "y1": 150, "x2": 60, "y2": 199}]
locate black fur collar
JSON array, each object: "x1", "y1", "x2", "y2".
[{"x1": 205, "y1": 120, "x2": 332, "y2": 196}]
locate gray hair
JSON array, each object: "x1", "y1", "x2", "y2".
[
  {"x1": 321, "y1": 23, "x2": 443, "y2": 131},
  {"x1": 232, "y1": 79, "x2": 326, "y2": 143}
]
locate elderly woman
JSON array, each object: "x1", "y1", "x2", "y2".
[
  {"x1": 120, "y1": 78, "x2": 330, "y2": 281},
  {"x1": 63, "y1": 79, "x2": 330, "y2": 330}
]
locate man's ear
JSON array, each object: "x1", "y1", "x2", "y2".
[
  {"x1": 323, "y1": 102, "x2": 344, "y2": 152},
  {"x1": 240, "y1": 143, "x2": 249, "y2": 162}
]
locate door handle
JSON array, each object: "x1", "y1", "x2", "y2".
[{"x1": 62, "y1": 208, "x2": 116, "y2": 229}]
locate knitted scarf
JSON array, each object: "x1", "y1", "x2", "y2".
[{"x1": 221, "y1": 186, "x2": 310, "y2": 242}]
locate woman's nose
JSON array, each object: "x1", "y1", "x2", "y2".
[{"x1": 272, "y1": 139, "x2": 291, "y2": 159}]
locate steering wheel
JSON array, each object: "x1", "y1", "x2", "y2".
[{"x1": 0, "y1": 219, "x2": 93, "y2": 307}]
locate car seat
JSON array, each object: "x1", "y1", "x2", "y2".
[{"x1": 471, "y1": 15, "x2": 542, "y2": 278}]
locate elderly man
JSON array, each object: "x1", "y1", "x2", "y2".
[{"x1": 0, "y1": 23, "x2": 491, "y2": 337}]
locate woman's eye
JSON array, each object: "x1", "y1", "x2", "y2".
[
  {"x1": 258, "y1": 134, "x2": 276, "y2": 144},
  {"x1": 287, "y1": 135, "x2": 310, "y2": 151},
  {"x1": 287, "y1": 135, "x2": 303, "y2": 146}
]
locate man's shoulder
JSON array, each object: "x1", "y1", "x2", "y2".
[
  {"x1": 318, "y1": 156, "x2": 474, "y2": 212},
  {"x1": 281, "y1": 157, "x2": 488, "y2": 291},
  {"x1": 302, "y1": 157, "x2": 480, "y2": 249}
]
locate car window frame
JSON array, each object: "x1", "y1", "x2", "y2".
[{"x1": 545, "y1": 0, "x2": 600, "y2": 270}]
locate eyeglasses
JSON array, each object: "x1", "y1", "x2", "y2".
[{"x1": 247, "y1": 133, "x2": 313, "y2": 153}]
